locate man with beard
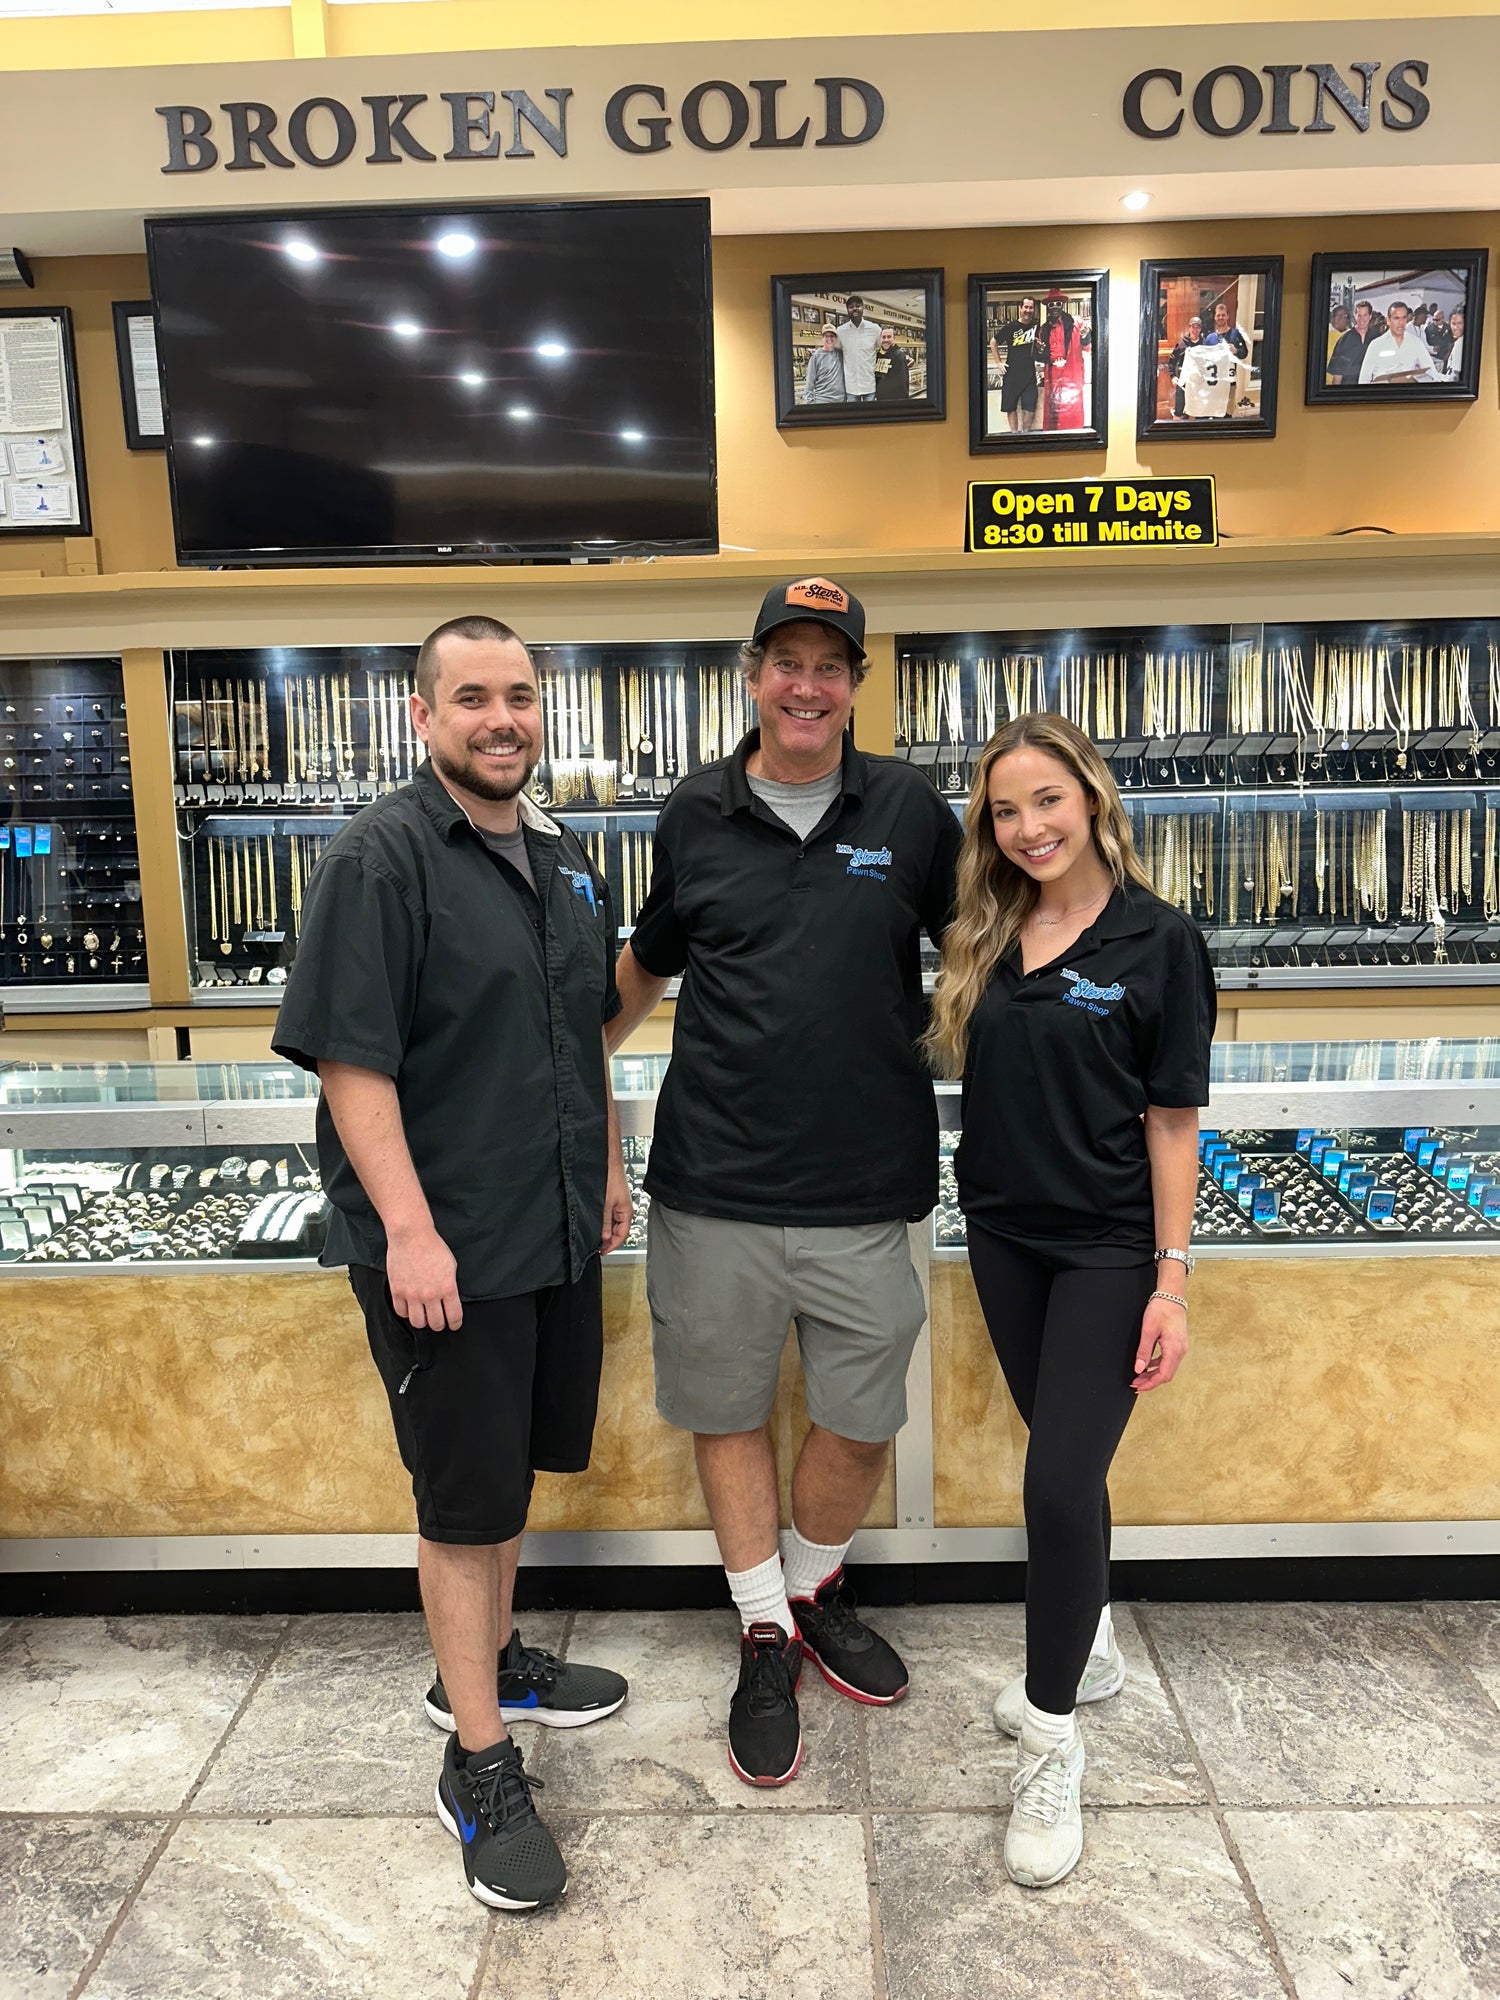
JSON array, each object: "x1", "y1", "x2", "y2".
[
  {"x1": 989, "y1": 295, "x2": 1044, "y2": 431},
  {"x1": 274, "y1": 615, "x2": 632, "y2": 1916},
  {"x1": 873, "y1": 323, "x2": 913, "y2": 401}
]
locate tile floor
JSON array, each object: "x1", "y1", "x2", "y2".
[{"x1": 1, "y1": 1601, "x2": 1498, "y2": 2000}]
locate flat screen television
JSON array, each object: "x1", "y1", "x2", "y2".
[{"x1": 144, "y1": 198, "x2": 717, "y2": 566}]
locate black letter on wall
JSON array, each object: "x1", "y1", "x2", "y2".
[
  {"x1": 1304, "y1": 61, "x2": 1381, "y2": 133},
  {"x1": 1259, "y1": 65, "x2": 1303, "y2": 134},
  {"x1": 749, "y1": 79, "x2": 811, "y2": 149},
  {"x1": 1383, "y1": 60, "x2": 1431, "y2": 129},
  {"x1": 1122, "y1": 70, "x2": 1184, "y2": 139},
  {"x1": 363, "y1": 94, "x2": 436, "y2": 163},
  {"x1": 1191, "y1": 65, "x2": 1264, "y2": 137},
  {"x1": 681, "y1": 81, "x2": 751, "y2": 151},
  {"x1": 157, "y1": 105, "x2": 218, "y2": 173},
  {"x1": 442, "y1": 92, "x2": 503, "y2": 160},
  {"x1": 223, "y1": 102, "x2": 295, "y2": 170},
  {"x1": 605, "y1": 84, "x2": 672, "y2": 153},
  {"x1": 502, "y1": 88, "x2": 572, "y2": 158},
  {"x1": 288, "y1": 98, "x2": 358, "y2": 167},
  {"x1": 815, "y1": 77, "x2": 884, "y2": 146}
]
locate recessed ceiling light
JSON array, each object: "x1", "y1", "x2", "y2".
[
  {"x1": 618, "y1": 429, "x2": 646, "y2": 444},
  {"x1": 535, "y1": 339, "x2": 569, "y2": 360},
  {"x1": 458, "y1": 371, "x2": 486, "y2": 388},
  {"x1": 435, "y1": 231, "x2": 477, "y2": 259},
  {"x1": 1121, "y1": 190, "x2": 1152, "y2": 211},
  {"x1": 283, "y1": 239, "x2": 321, "y2": 264},
  {"x1": 508, "y1": 405, "x2": 534, "y2": 421},
  {"x1": 389, "y1": 320, "x2": 422, "y2": 340}
]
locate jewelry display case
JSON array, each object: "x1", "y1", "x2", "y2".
[
  {"x1": 898, "y1": 618, "x2": 1500, "y2": 987},
  {"x1": 0, "y1": 656, "x2": 147, "y2": 1000},
  {"x1": 169, "y1": 644, "x2": 747, "y2": 987},
  {"x1": 931, "y1": 1036, "x2": 1500, "y2": 1254}
]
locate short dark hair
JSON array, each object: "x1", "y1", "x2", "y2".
[
  {"x1": 415, "y1": 614, "x2": 525, "y2": 704},
  {"x1": 739, "y1": 627, "x2": 867, "y2": 688}
]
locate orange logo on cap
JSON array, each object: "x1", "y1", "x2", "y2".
[{"x1": 784, "y1": 577, "x2": 849, "y2": 614}]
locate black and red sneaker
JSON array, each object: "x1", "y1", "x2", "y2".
[
  {"x1": 792, "y1": 1568, "x2": 909, "y2": 1705},
  {"x1": 727, "y1": 1622, "x2": 804, "y2": 1787}
]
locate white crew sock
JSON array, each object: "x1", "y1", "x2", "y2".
[
  {"x1": 1092, "y1": 1604, "x2": 1114, "y2": 1657},
  {"x1": 1021, "y1": 1698, "x2": 1078, "y2": 1757},
  {"x1": 725, "y1": 1552, "x2": 796, "y2": 1641},
  {"x1": 781, "y1": 1525, "x2": 851, "y2": 1605}
]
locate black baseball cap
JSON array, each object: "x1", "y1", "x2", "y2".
[{"x1": 752, "y1": 576, "x2": 867, "y2": 661}]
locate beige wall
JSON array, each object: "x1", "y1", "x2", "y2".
[{"x1": 8, "y1": 208, "x2": 1500, "y2": 583}]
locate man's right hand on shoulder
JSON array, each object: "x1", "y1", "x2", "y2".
[{"x1": 387, "y1": 1224, "x2": 463, "y2": 1331}]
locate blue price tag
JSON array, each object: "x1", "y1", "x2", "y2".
[
  {"x1": 1368, "y1": 1189, "x2": 1397, "y2": 1222},
  {"x1": 1417, "y1": 1138, "x2": 1440, "y2": 1171},
  {"x1": 1295, "y1": 1129, "x2": 1316, "y2": 1154},
  {"x1": 1448, "y1": 1161, "x2": 1472, "y2": 1193},
  {"x1": 1251, "y1": 1188, "x2": 1281, "y2": 1223},
  {"x1": 1349, "y1": 1172, "x2": 1374, "y2": 1206},
  {"x1": 1483, "y1": 1188, "x2": 1500, "y2": 1220},
  {"x1": 0, "y1": 826, "x2": 9, "y2": 851},
  {"x1": 1198, "y1": 1129, "x2": 1220, "y2": 1160},
  {"x1": 1223, "y1": 1166, "x2": 1243, "y2": 1196},
  {"x1": 33, "y1": 824, "x2": 51, "y2": 855},
  {"x1": 1403, "y1": 1127, "x2": 1429, "y2": 1154},
  {"x1": 1468, "y1": 1178, "x2": 1495, "y2": 1210},
  {"x1": 1321, "y1": 1149, "x2": 1347, "y2": 1181},
  {"x1": 13, "y1": 826, "x2": 32, "y2": 857},
  {"x1": 1337, "y1": 1163, "x2": 1357, "y2": 1195},
  {"x1": 1236, "y1": 1174, "x2": 1263, "y2": 1212}
]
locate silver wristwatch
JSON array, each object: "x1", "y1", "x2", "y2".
[{"x1": 1154, "y1": 1247, "x2": 1196, "y2": 1275}]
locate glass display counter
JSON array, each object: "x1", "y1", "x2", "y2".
[
  {"x1": 899, "y1": 618, "x2": 1500, "y2": 986},
  {"x1": 932, "y1": 1037, "x2": 1500, "y2": 1253},
  {"x1": 0, "y1": 655, "x2": 146, "y2": 1000}
]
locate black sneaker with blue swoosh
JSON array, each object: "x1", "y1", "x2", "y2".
[
  {"x1": 425, "y1": 1628, "x2": 629, "y2": 1732},
  {"x1": 435, "y1": 1733, "x2": 566, "y2": 1912}
]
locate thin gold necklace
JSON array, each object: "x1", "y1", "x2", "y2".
[{"x1": 1028, "y1": 884, "x2": 1112, "y2": 927}]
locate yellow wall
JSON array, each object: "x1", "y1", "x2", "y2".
[
  {"x1": 3, "y1": 0, "x2": 1488, "y2": 71},
  {"x1": 9, "y1": 207, "x2": 1500, "y2": 583}
]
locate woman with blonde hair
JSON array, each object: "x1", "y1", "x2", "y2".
[{"x1": 926, "y1": 712, "x2": 1214, "y2": 1890}]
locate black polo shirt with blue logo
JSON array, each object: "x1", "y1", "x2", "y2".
[
  {"x1": 273, "y1": 761, "x2": 619, "y2": 1299},
  {"x1": 956, "y1": 883, "x2": 1216, "y2": 1264},
  {"x1": 629, "y1": 730, "x2": 962, "y2": 1226}
]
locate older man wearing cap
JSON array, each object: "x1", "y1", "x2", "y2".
[{"x1": 609, "y1": 578, "x2": 962, "y2": 1786}]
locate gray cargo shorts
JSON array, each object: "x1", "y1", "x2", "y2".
[{"x1": 646, "y1": 1202, "x2": 928, "y2": 1443}]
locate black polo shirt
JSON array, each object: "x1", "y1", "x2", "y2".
[
  {"x1": 630, "y1": 731, "x2": 962, "y2": 1225},
  {"x1": 273, "y1": 761, "x2": 620, "y2": 1298},
  {"x1": 956, "y1": 884, "x2": 1216, "y2": 1264}
]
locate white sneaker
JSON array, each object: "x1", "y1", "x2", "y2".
[
  {"x1": 1005, "y1": 1730, "x2": 1085, "y2": 1888},
  {"x1": 991, "y1": 1637, "x2": 1125, "y2": 1738}
]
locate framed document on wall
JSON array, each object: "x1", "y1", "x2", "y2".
[
  {"x1": 112, "y1": 300, "x2": 167, "y2": 451},
  {"x1": 0, "y1": 306, "x2": 91, "y2": 536}
]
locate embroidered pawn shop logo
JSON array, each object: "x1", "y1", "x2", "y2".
[
  {"x1": 560, "y1": 865, "x2": 597, "y2": 912},
  {"x1": 836, "y1": 842, "x2": 892, "y2": 881},
  {"x1": 1059, "y1": 967, "x2": 1124, "y2": 1016}
]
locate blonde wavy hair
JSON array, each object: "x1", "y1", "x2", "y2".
[{"x1": 925, "y1": 712, "x2": 1154, "y2": 1076}]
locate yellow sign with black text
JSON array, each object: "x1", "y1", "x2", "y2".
[{"x1": 966, "y1": 476, "x2": 1218, "y2": 553}]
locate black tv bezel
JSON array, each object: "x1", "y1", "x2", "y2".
[{"x1": 144, "y1": 196, "x2": 718, "y2": 569}]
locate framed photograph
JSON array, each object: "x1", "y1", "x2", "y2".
[
  {"x1": 967, "y1": 270, "x2": 1108, "y2": 452},
  {"x1": 112, "y1": 300, "x2": 166, "y2": 452},
  {"x1": 1137, "y1": 257, "x2": 1284, "y2": 442},
  {"x1": 771, "y1": 269, "x2": 945, "y2": 428},
  {"x1": 1306, "y1": 250, "x2": 1487, "y2": 405},
  {"x1": 0, "y1": 305, "x2": 91, "y2": 536}
]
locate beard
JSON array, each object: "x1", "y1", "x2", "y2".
[{"x1": 430, "y1": 734, "x2": 539, "y2": 803}]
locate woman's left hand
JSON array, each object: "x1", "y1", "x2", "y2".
[{"x1": 1133, "y1": 1295, "x2": 1188, "y2": 1393}]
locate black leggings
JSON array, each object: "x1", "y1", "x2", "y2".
[{"x1": 967, "y1": 1228, "x2": 1155, "y2": 1714}]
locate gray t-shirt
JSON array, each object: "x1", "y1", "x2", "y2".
[
  {"x1": 480, "y1": 823, "x2": 536, "y2": 893},
  {"x1": 747, "y1": 767, "x2": 843, "y2": 843}
]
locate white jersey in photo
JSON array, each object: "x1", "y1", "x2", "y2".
[
  {"x1": 834, "y1": 318, "x2": 883, "y2": 396},
  {"x1": 1176, "y1": 341, "x2": 1248, "y2": 419}
]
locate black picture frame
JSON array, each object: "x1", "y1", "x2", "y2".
[
  {"x1": 967, "y1": 269, "x2": 1109, "y2": 453},
  {"x1": 1305, "y1": 250, "x2": 1487, "y2": 406},
  {"x1": 771, "y1": 268, "x2": 945, "y2": 429},
  {"x1": 0, "y1": 304, "x2": 91, "y2": 537},
  {"x1": 112, "y1": 300, "x2": 166, "y2": 452},
  {"x1": 1137, "y1": 256, "x2": 1284, "y2": 443}
]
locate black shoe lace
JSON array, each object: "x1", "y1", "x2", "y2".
[
  {"x1": 510, "y1": 1643, "x2": 563, "y2": 1691},
  {"x1": 813, "y1": 1581, "x2": 869, "y2": 1650},
  {"x1": 471, "y1": 1750, "x2": 545, "y2": 1835},
  {"x1": 745, "y1": 1635, "x2": 796, "y2": 1719}
]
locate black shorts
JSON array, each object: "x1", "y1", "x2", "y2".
[{"x1": 350, "y1": 1260, "x2": 603, "y2": 1545}]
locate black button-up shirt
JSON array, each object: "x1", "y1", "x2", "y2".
[
  {"x1": 956, "y1": 884, "x2": 1216, "y2": 1264},
  {"x1": 630, "y1": 730, "x2": 961, "y2": 1226},
  {"x1": 273, "y1": 762, "x2": 620, "y2": 1298}
]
